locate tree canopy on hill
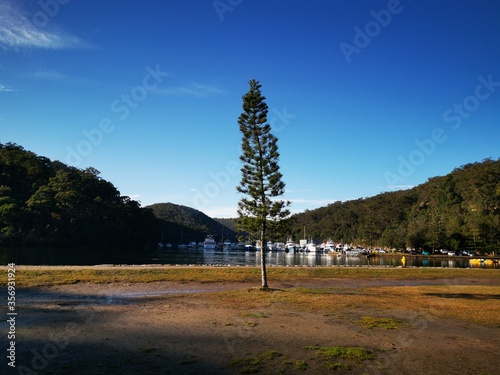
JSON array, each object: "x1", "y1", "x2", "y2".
[
  {"x1": 147, "y1": 203, "x2": 237, "y2": 245},
  {"x1": 289, "y1": 158, "x2": 500, "y2": 254},
  {"x1": 0, "y1": 143, "x2": 157, "y2": 247}
]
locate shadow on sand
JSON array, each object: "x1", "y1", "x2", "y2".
[{"x1": 10, "y1": 288, "x2": 241, "y2": 375}]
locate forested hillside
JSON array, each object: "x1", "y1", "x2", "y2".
[
  {"x1": 0, "y1": 143, "x2": 158, "y2": 247},
  {"x1": 290, "y1": 158, "x2": 500, "y2": 254},
  {"x1": 3, "y1": 143, "x2": 498, "y2": 254},
  {"x1": 147, "y1": 203, "x2": 237, "y2": 245}
]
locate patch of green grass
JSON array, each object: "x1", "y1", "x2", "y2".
[
  {"x1": 307, "y1": 345, "x2": 376, "y2": 361},
  {"x1": 205, "y1": 283, "x2": 500, "y2": 327},
  {"x1": 295, "y1": 359, "x2": 308, "y2": 371},
  {"x1": 326, "y1": 362, "x2": 350, "y2": 371},
  {"x1": 229, "y1": 351, "x2": 282, "y2": 374},
  {"x1": 358, "y1": 316, "x2": 408, "y2": 329},
  {"x1": 7, "y1": 265, "x2": 499, "y2": 287},
  {"x1": 228, "y1": 357, "x2": 262, "y2": 374},
  {"x1": 260, "y1": 350, "x2": 282, "y2": 360}
]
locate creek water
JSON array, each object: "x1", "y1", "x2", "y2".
[
  {"x1": 3, "y1": 247, "x2": 497, "y2": 269},
  {"x1": 155, "y1": 249, "x2": 498, "y2": 269}
]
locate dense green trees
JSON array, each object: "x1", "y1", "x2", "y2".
[
  {"x1": 290, "y1": 159, "x2": 500, "y2": 254},
  {"x1": 147, "y1": 203, "x2": 237, "y2": 245},
  {"x1": 3, "y1": 141, "x2": 497, "y2": 255},
  {"x1": 0, "y1": 143, "x2": 157, "y2": 247}
]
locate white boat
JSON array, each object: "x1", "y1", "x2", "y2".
[
  {"x1": 275, "y1": 242, "x2": 285, "y2": 251},
  {"x1": 306, "y1": 239, "x2": 317, "y2": 253},
  {"x1": 204, "y1": 235, "x2": 217, "y2": 250},
  {"x1": 285, "y1": 238, "x2": 296, "y2": 254},
  {"x1": 223, "y1": 239, "x2": 232, "y2": 249},
  {"x1": 322, "y1": 240, "x2": 336, "y2": 253},
  {"x1": 267, "y1": 241, "x2": 276, "y2": 251}
]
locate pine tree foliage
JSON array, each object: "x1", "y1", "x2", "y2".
[{"x1": 236, "y1": 80, "x2": 290, "y2": 289}]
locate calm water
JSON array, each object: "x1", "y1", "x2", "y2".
[{"x1": 2, "y1": 247, "x2": 498, "y2": 269}]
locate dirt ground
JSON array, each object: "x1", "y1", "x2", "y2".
[{"x1": 7, "y1": 277, "x2": 500, "y2": 375}]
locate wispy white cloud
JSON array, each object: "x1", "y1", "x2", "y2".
[
  {"x1": 22, "y1": 69, "x2": 99, "y2": 85},
  {"x1": 156, "y1": 82, "x2": 226, "y2": 98},
  {"x1": 0, "y1": 0, "x2": 91, "y2": 50},
  {"x1": 0, "y1": 83, "x2": 17, "y2": 92}
]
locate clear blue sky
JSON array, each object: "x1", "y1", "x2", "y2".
[{"x1": 1, "y1": 0, "x2": 499, "y2": 217}]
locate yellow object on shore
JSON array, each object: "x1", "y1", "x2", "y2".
[{"x1": 401, "y1": 256, "x2": 406, "y2": 266}]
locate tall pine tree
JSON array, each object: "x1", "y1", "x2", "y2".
[{"x1": 236, "y1": 80, "x2": 290, "y2": 290}]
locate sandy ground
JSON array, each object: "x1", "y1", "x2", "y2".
[{"x1": 6, "y1": 277, "x2": 500, "y2": 375}]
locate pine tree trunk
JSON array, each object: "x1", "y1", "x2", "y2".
[{"x1": 260, "y1": 228, "x2": 268, "y2": 290}]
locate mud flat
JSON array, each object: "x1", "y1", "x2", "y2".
[{"x1": 5, "y1": 266, "x2": 500, "y2": 374}]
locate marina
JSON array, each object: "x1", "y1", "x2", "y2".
[
  {"x1": 2, "y1": 246, "x2": 498, "y2": 268},
  {"x1": 156, "y1": 248, "x2": 499, "y2": 269}
]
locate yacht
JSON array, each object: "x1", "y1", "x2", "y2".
[
  {"x1": 267, "y1": 241, "x2": 276, "y2": 251},
  {"x1": 285, "y1": 238, "x2": 296, "y2": 254},
  {"x1": 204, "y1": 235, "x2": 217, "y2": 250},
  {"x1": 322, "y1": 240, "x2": 336, "y2": 253},
  {"x1": 306, "y1": 240, "x2": 317, "y2": 253}
]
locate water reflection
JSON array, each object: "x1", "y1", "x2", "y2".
[
  {"x1": 1, "y1": 247, "x2": 498, "y2": 269},
  {"x1": 156, "y1": 249, "x2": 498, "y2": 269}
]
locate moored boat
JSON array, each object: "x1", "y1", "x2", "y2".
[
  {"x1": 204, "y1": 235, "x2": 217, "y2": 250},
  {"x1": 306, "y1": 241, "x2": 317, "y2": 253},
  {"x1": 321, "y1": 240, "x2": 336, "y2": 253},
  {"x1": 285, "y1": 238, "x2": 296, "y2": 254}
]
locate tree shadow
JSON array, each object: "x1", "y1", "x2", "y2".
[
  {"x1": 9, "y1": 288, "x2": 248, "y2": 374},
  {"x1": 423, "y1": 293, "x2": 500, "y2": 300}
]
